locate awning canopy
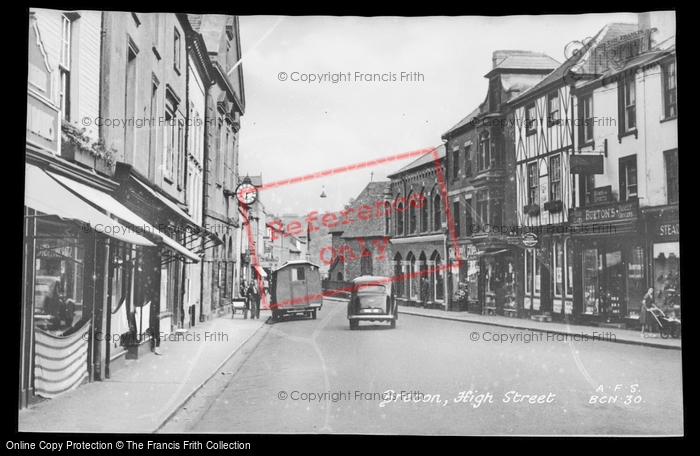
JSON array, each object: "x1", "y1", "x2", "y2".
[
  {"x1": 254, "y1": 265, "x2": 267, "y2": 277},
  {"x1": 133, "y1": 177, "x2": 200, "y2": 228},
  {"x1": 24, "y1": 164, "x2": 155, "y2": 247},
  {"x1": 47, "y1": 172, "x2": 200, "y2": 263}
]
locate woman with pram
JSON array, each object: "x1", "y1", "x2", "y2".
[{"x1": 640, "y1": 287, "x2": 658, "y2": 338}]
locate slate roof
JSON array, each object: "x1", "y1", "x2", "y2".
[
  {"x1": 340, "y1": 181, "x2": 391, "y2": 239},
  {"x1": 187, "y1": 14, "x2": 203, "y2": 33},
  {"x1": 441, "y1": 106, "x2": 482, "y2": 138},
  {"x1": 387, "y1": 144, "x2": 446, "y2": 178},
  {"x1": 509, "y1": 23, "x2": 639, "y2": 105},
  {"x1": 487, "y1": 51, "x2": 560, "y2": 76}
]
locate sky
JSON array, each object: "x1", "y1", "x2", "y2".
[{"x1": 236, "y1": 13, "x2": 651, "y2": 217}]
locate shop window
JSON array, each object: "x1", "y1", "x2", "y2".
[
  {"x1": 665, "y1": 149, "x2": 679, "y2": 204},
  {"x1": 654, "y1": 243, "x2": 680, "y2": 313},
  {"x1": 627, "y1": 245, "x2": 645, "y2": 318},
  {"x1": 565, "y1": 239, "x2": 573, "y2": 297},
  {"x1": 503, "y1": 256, "x2": 516, "y2": 312},
  {"x1": 619, "y1": 155, "x2": 638, "y2": 201},
  {"x1": 663, "y1": 60, "x2": 677, "y2": 118},
  {"x1": 554, "y1": 239, "x2": 564, "y2": 297},
  {"x1": 583, "y1": 248, "x2": 600, "y2": 314},
  {"x1": 34, "y1": 238, "x2": 85, "y2": 335}
]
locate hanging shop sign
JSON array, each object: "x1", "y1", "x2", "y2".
[{"x1": 570, "y1": 155, "x2": 604, "y2": 174}]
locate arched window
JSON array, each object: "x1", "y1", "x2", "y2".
[
  {"x1": 420, "y1": 188, "x2": 429, "y2": 233},
  {"x1": 433, "y1": 192, "x2": 442, "y2": 232},
  {"x1": 337, "y1": 272, "x2": 344, "y2": 281},
  {"x1": 408, "y1": 191, "x2": 417, "y2": 234},
  {"x1": 407, "y1": 252, "x2": 417, "y2": 301},
  {"x1": 396, "y1": 198, "x2": 404, "y2": 236}
]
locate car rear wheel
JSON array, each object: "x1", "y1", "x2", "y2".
[
  {"x1": 349, "y1": 320, "x2": 358, "y2": 330},
  {"x1": 311, "y1": 309, "x2": 317, "y2": 320},
  {"x1": 272, "y1": 310, "x2": 279, "y2": 321},
  {"x1": 390, "y1": 319, "x2": 396, "y2": 329}
]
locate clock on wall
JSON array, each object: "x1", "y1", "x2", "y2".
[{"x1": 236, "y1": 179, "x2": 258, "y2": 206}]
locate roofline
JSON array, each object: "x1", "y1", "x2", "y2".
[
  {"x1": 484, "y1": 66, "x2": 557, "y2": 79},
  {"x1": 571, "y1": 48, "x2": 676, "y2": 95}
]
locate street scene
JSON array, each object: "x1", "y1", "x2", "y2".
[{"x1": 19, "y1": 10, "x2": 681, "y2": 439}]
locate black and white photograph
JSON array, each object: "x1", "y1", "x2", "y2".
[{"x1": 18, "y1": 9, "x2": 681, "y2": 440}]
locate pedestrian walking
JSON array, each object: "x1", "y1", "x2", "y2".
[
  {"x1": 641, "y1": 287, "x2": 658, "y2": 338},
  {"x1": 247, "y1": 280, "x2": 261, "y2": 319},
  {"x1": 239, "y1": 280, "x2": 248, "y2": 319},
  {"x1": 420, "y1": 276, "x2": 429, "y2": 308}
]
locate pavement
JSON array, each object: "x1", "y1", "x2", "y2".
[
  {"x1": 18, "y1": 308, "x2": 269, "y2": 434},
  {"x1": 326, "y1": 296, "x2": 682, "y2": 350},
  {"x1": 19, "y1": 298, "x2": 680, "y2": 433}
]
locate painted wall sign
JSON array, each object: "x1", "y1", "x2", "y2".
[{"x1": 569, "y1": 200, "x2": 639, "y2": 225}]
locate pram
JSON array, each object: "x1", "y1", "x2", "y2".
[{"x1": 649, "y1": 307, "x2": 681, "y2": 339}]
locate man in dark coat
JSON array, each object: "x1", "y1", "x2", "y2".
[{"x1": 247, "y1": 281, "x2": 261, "y2": 319}]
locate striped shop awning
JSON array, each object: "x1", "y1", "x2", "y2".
[{"x1": 33, "y1": 320, "x2": 90, "y2": 399}]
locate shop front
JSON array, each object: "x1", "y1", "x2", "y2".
[
  {"x1": 21, "y1": 163, "x2": 156, "y2": 406},
  {"x1": 644, "y1": 205, "x2": 680, "y2": 318},
  {"x1": 470, "y1": 235, "x2": 517, "y2": 317},
  {"x1": 569, "y1": 199, "x2": 644, "y2": 327}
]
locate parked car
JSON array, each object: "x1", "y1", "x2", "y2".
[
  {"x1": 347, "y1": 276, "x2": 397, "y2": 330},
  {"x1": 270, "y1": 261, "x2": 323, "y2": 321}
]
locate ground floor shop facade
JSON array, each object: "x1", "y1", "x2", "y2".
[
  {"x1": 390, "y1": 235, "x2": 447, "y2": 309},
  {"x1": 20, "y1": 155, "x2": 202, "y2": 409}
]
